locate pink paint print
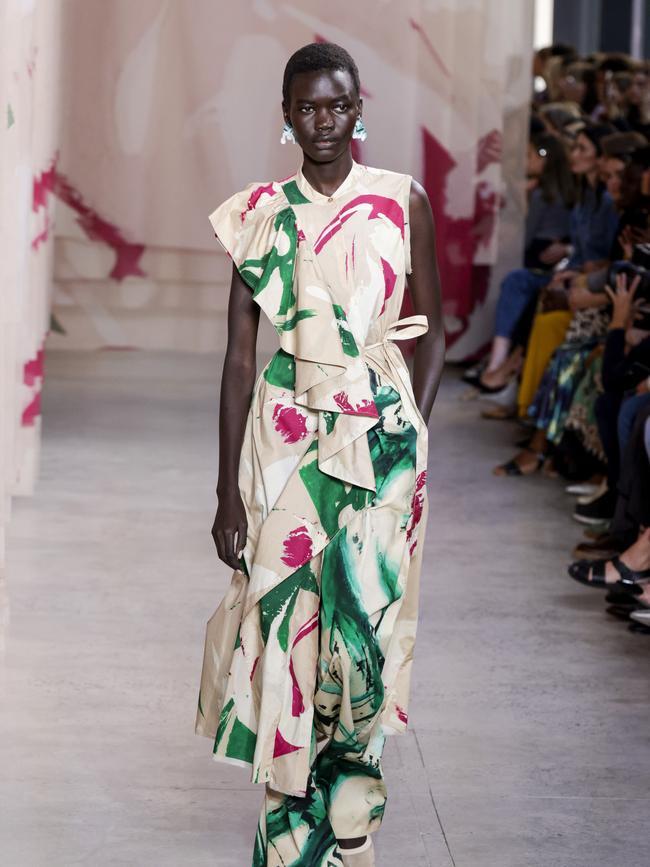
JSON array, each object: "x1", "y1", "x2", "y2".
[
  {"x1": 313, "y1": 195, "x2": 405, "y2": 254},
  {"x1": 272, "y1": 403, "x2": 308, "y2": 443},
  {"x1": 333, "y1": 392, "x2": 379, "y2": 418},
  {"x1": 395, "y1": 705, "x2": 408, "y2": 725},
  {"x1": 280, "y1": 525, "x2": 313, "y2": 568},
  {"x1": 378, "y1": 257, "x2": 397, "y2": 315},
  {"x1": 273, "y1": 729, "x2": 302, "y2": 758}
]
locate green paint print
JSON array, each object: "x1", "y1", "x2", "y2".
[
  {"x1": 225, "y1": 716, "x2": 257, "y2": 763},
  {"x1": 299, "y1": 451, "x2": 373, "y2": 538},
  {"x1": 263, "y1": 348, "x2": 296, "y2": 390},
  {"x1": 259, "y1": 562, "x2": 318, "y2": 650},
  {"x1": 332, "y1": 304, "x2": 359, "y2": 357},
  {"x1": 279, "y1": 308, "x2": 317, "y2": 331},
  {"x1": 239, "y1": 208, "x2": 298, "y2": 316},
  {"x1": 282, "y1": 179, "x2": 311, "y2": 205},
  {"x1": 322, "y1": 411, "x2": 337, "y2": 435}
]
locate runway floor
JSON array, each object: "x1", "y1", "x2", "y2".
[{"x1": 1, "y1": 350, "x2": 649, "y2": 867}]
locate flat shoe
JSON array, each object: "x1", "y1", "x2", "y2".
[
  {"x1": 605, "y1": 589, "x2": 639, "y2": 605},
  {"x1": 340, "y1": 837, "x2": 375, "y2": 866},
  {"x1": 494, "y1": 447, "x2": 546, "y2": 477},
  {"x1": 568, "y1": 558, "x2": 611, "y2": 587},
  {"x1": 630, "y1": 609, "x2": 650, "y2": 625},
  {"x1": 568, "y1": 557, "x2": 650, "y2": 589},
  {"x1": 606, "y1": 604, "x2": 633, "y2": 621},
  {"x1": 566, "y1": 482, "x2": 601, "y2": 497},
  {"x1": 572, "y1": 536, "x2": 623, "y2": 560}
]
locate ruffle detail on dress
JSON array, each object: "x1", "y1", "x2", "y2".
[{"x1": 209, "y1": 179, "x2": 394, "y2": 491}]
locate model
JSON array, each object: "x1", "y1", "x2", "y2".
[{"x1": 196, "y1": 42, "x2": 445, "y2": 867}]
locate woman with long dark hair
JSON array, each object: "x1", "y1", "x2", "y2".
[
  {"x1": 474, "y1": 131, "x2": 574, "y2": 392},
  {"x1": 195, "y1": 43, "x2": 444, "y2": 866},
  {"x1": 493, "y1": 124, "x2": 620, "y2": 477}
]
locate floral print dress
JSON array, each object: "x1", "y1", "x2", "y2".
[{"x1": 196, "y1": 159, "x2": 430, "y2": 866}]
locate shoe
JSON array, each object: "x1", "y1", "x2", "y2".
[
  {"x1": 568, "y1": 556, "x2": 650, "y2": 589},
  {"x1": 584, "y1": 527, "x2": 610, "y2": 540},
  {"x1": 605, "y1": 588, "x2": 639, "y2": 605},
  {"x1": 480, "y1": 378, "x2": 519, "y2": 407},
  {"x1": 461, "y1": 361, "x2": 487, "y2": 385},
  {"x1": 630, "y1": 609, "x2": 650, "y2": 625},
  {"x1": 576, "y1": 479, "x2": 608, "y2": 506},
  {"x1": 566, "y1": 482, "x2": 601, "y2": 497},
  {"x1": 606, "y1": 604, "x2": 634, "y2": 621},
  {"x1": 494, "y1": 446, "x2": 547, "y2": 476},
  {"x1": 572, "y1": 534, "x2": 625, "y2": 560},
  {"x1": 339, "y1": 837, "x2": 375, "y2": 866},
  {"x1": 573, "y1": 490, "x2": 616, "y2": 525}
]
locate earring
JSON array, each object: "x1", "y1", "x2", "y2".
[
  {"x1": 352, "y1": 117, "x2": 367, "y2": 141},
  {"x1": 281, "y1": 122, "x2": 296, "y2": 144}
]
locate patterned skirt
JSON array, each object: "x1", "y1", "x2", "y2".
[{"x1": 528, "y1": 307, "x2": 610, "y2": 444}]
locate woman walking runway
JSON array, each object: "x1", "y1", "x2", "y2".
[{"x1": 196, "y1": 42, "x2": 445, "y2": 866}]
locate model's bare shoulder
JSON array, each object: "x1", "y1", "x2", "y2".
[{"x1": 408, "y1": 178, "x2": 432, "y2": 216}]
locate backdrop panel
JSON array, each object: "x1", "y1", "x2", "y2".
[
  {"x1": 48, "y1": 0, "x2": 533, "y2": 358},
  {"x1": 1, "y1": 0, "x2": 62, "y2": 578}
]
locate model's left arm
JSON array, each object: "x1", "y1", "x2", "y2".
[{"x1": 407, "y1": 179, "x2": 446, "y2": 424}]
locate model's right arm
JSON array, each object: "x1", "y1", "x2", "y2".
[{"x1": 212, "y1": 262, "x2": 260, "y2": 571}]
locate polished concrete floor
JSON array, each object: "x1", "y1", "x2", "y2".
[{"x1": 1, "y1": 350, "x2": 649, "y2": 867}]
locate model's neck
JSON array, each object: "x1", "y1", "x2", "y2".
[{"x1": 301, "y1": 151, "x2": 354, "y2": 197}]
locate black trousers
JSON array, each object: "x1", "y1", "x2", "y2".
[{"x1": 611, "y1": 402, "x2": 650, "y2": 539}]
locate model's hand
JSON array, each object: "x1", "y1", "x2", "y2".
[{"x1": 212, "y1": 492, "x2": 248, "y2": 572}]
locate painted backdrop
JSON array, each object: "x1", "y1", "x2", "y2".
[
  {"x1": 1, "y1": 0, "x2": 61, "y2": 584},
  {"x1": 48, "y1": 0, "x2": 533, "y2": 359}
]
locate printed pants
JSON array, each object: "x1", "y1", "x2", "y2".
[{"x1": 252, "y1": 527, "x2": 390, "y2": 867}]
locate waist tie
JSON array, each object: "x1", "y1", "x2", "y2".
[{"x1": 361, "y1": 314, "x2": 429, "y2": 431}]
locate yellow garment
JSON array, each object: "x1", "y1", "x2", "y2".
[{"x1": 517, "y1": 310, "x2": 572, "y2": 417}]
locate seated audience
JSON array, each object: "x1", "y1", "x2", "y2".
[{"x1": 470, "y1": 45, "x2": 650, "y2": 631}]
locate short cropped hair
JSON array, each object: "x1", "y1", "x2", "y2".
[{"x1": 282, "y1": 42, "x2": 361, "y2": 105}]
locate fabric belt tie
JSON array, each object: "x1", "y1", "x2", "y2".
[{"x1": 361, "y1": 314, "x2": 429, "y2": 431}]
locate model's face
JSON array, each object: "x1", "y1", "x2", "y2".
[
  {"x1": 570, "y1": 133, "x2": 597, "y2": 175},
  {"x1": 603, "y1": 156, "x2": 626, "y2": 201},
  {"x1": 283, "y1": 69, "x2": 361, "y2": 163}
]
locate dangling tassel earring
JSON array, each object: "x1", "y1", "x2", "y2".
[
  {"x1": 352, "y1": 117, "x2": 367, "y2": 141},
  {"x1": 281, "y1": 122, "x2": 296, "y2": 144}
]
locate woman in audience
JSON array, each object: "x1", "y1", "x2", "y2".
[
  {"x1": 483, "y1": 125, "x2": 617, "y2": 408},
  {"x1": 472, "y1": 134, "x2": 574, "y2": 392},
  {"x1": 478, "y1": 44, "x2": 650, "y2": 634},
  {"x1": 552, "y1": 134, "x2": 650, "y2": 477},
  {"x1": 493, "y1": 125, "x2": 619, "y2": 475},
  {"x1": 559, "y1": 61, "x2": 600, "y2": 118}
]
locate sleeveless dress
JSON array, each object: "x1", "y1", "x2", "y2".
[{"x1": 196, "y1": 159, "x2": 430, "y2": 867}]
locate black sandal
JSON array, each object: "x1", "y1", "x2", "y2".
[
  {"x1": 495, "y1": 447, "x2": 546, "y2": 477},
  {"x1": 568, "y1": 556, "x2": 650, "y2": 589}
]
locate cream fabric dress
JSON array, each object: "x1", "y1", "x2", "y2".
[{"x1": 196, "y1": 159, "x2": 429, "y2": 862}]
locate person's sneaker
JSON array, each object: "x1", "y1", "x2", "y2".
[{"x1": 573, "y1": 490, "x2": 616, "y2": 525}]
